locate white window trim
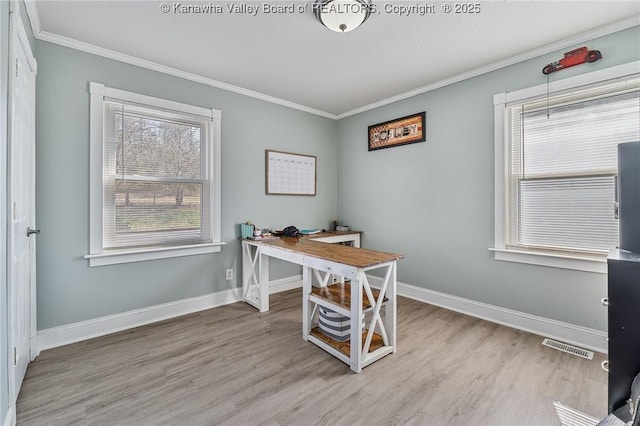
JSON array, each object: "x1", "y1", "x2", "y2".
[
  {"x1": 492, "y1": 61, "x2": 640, "y2": 274},
  {"x1": 85, "y1": 82, "x2": 224, "y2": 267}
]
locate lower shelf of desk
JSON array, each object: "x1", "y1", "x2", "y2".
[
  {"x1": 309, "y1": 327, "x2": 384, "y2": 357},
  {"x1": 304, "y1": 274, "x2": 396, "y2": 372},
  {"x1": 310, "y1": 282, "x2": 385, "y2": 311}
]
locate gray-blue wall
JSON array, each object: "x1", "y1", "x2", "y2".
[
  {"x1": 337, "y1": 26, "x2": 640, "y2": 331},
  {"x1": 2, "y1": 4, "x2": 635, "y2": 425},
  {"x1": 34, "y1": 41, "x2": 338, "y2": 329},
  {"x1": 28, "y1": 16, "x2": 640, "y2": 337}
]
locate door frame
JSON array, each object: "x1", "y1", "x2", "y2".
[{"x1": 6, "y1": 1, "x2": 37, "y2": 407}]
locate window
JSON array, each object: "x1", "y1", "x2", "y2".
[
  {"x1": 493, "y1": 62, "x2": 640, "y2": 273},
  {"x1": 86, "y1": 83, "x2": 223, "y2": 266}
]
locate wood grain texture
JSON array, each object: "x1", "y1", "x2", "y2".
[
  {"x1": 17, "y1": 290, "x2": 607, "y2": 425},
  {"x1": 311, "y1": 282, "x2": 384, "y2": 310},
  {"x1": 256, "y1": 237, "x2": 404, "y2": 268},
  {"x1": 305, "y1": 230, "x2": 362, "y2": 239},
  {"x1": 310, "y1": 327, "x2": 384, "y2": 357}
]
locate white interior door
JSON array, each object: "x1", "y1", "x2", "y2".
[{"x1": 7, "y1": 8, "x2": 37, "y2": 403}]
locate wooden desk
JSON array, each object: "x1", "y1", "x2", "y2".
[
  {"x1": 306, "y1": 230, "x2": 361, "y2": 247},
  {"x1": 241, "y1": 234, "x2": 403, "y2": 373},
  {"x1": 242, "y1": 231, "x2": 361, "y2": 312}
]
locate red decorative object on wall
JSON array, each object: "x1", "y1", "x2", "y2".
[{"x1": 542, "y1": 47, "x2": 602, "y2": 75}]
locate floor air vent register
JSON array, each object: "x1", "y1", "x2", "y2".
[{"x1": 542, "y1": 338, "x2": 595, "y2": 360}]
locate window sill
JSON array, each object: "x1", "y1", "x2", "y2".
[
  {"x1": 489, "y1": 247, "x2": 607, "y2": 274},
  {"x1": 85, "y1": 242, "x2": 225, "y2": 267}
]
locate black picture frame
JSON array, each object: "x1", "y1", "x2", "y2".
[{"x1": 368, "y1": 112, "x2": 426, "y2": 151}]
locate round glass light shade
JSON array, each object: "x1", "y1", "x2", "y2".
[{"x1": 314, "y1": 0, "x2": 372, "y2": 33}]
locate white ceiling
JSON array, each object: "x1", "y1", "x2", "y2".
[{"x1": 29, "y1": 1, "x2": 640, "y2": 117}]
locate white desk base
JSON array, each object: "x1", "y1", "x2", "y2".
[
  {"x1": 241, "y1": 232, "x2": 360, "y2": 312},
  {"x1": 241, "y1": 234, "x2": 398, "y2": 373}
]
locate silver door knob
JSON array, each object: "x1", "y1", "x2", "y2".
[{"x1": 26, "y1": 227, "x2": 40, "y2": 236}]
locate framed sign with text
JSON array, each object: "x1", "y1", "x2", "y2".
[{"x1": 368, "y1": 112, "x2": 426, "y2": 151}]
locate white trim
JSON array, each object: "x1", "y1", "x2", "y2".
[
  {"x1": 36, "y1": 29, "x2": 337, "y2": 120},
  {"x1": 490, "y1": 248, "x2": 607, "y2": 274},
  {"x1": 36, "y1": 288, "x2": 243, "y2": 353},
  {"x1": 87, "y1": 82, "x2": 223, "y2": 266},
  {"x1": 261, "y1": 272, "x2": 607, "y2": 354},
  {"x1": 37, "y1": 276, "x2": 302, "y2": 352},
  {"x1": 501, "y1": 61, "x2": 640, "y2": 105},
  {"x1": 21, "y1": 1, "x2": 639, "y2": 119},
  {"x1": 269, "y1": 274, "x2": 303, "y2": 294},
  {"x1": 6, "y1": 4, "x2": 38, "y2": 410},
  {"x1": 88, "y1": 83, "x2": 104, "y2": 256},
  {"x1": 492, "y1": 60, "x2": 640, "y2": 272},
  {"x1": 11, "y1": 6, "x2": 37, "y2": 75},
  {"x1": 211, "y1": 105, "x2": 222, "y2": 245},
  {"x1": 22, "y1": 0, "x2": 41, "y2": 35},
  {"x1": 367, "y1": 276, "x2": 608, "y2": 354},
  {"x1": 35, "y1": 274, "x2": 608, "y2": 356},
  {"x1": 337, "y1": 16, "x2": 640, "y2": 119},
  {"x1": 84, "y1": 242, "x2": 224, "y2": 267},
  {"x1": 494, "y1": 92, "x2": 507, "y2": 259},
  {"x1": 2, "y1": 406, "x2": 15, "y2": 426},
  {"x1": 260, "y1": 272, "x2": 607, "y2": 353},
  {"x1": 1, "y1": 1, "x2": 9, "y2": 421},
  {"x1": 91, "y1": 82, "x2": 215, "y2": 119}
]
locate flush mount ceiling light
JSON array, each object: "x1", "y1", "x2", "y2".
[{"x1": 314, "y1": 0, "x2": 373, "y2": 33}]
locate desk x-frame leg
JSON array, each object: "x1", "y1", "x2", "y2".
[
  {"x1": 303, "y1": 260, "x2": 397, "y2": 373},
  {"x1": 241, "y1": 242, "x2": 269, "y2": 312}
]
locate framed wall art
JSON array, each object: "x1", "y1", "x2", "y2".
[
  {"x1": 368, "y1": 112, "x2": 426, "y2": 151},
  {"x1": 265, "y1": 150, "x2": 316, "y2": 196}
]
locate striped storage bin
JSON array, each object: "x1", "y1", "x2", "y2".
[{"x1": 318, "y1": 306, "x2": 365, "y2": 342}]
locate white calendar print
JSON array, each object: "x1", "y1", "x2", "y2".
[{"x1": 266, "y1": 150, "x2": 316, "y2": 195}]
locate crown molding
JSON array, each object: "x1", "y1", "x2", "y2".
[
  {"x1": 336, "y1": 15, "x2": 640, "y2": 119},
  {"x1": 37, "y1": 30, "x2": 339, "y2": 119},
  {"x1": 23, "y1": 1, "x2": 337, "y2": 119},
  {"x1": 22, "y1": 1, "x2": 640, "y2": 121}
]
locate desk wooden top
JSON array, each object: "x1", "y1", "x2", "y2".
[
  {"x1": 249, "y1": 236, "x2": 403, "y2": 269},
  {"x1": 304, "y1": 230, "x2": 361, "y2": 239}
]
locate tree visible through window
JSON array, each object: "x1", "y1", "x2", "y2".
[
  {"x1": 113, "y1": 108, "x2": 202, "y2": 236},
  {"x1": 87, "y1": 82, "x2": 222, "y2": 266}
]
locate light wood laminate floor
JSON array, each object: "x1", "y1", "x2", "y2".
[{"x1": 17, "y1": 290, "x2": 607, "y2": 425}]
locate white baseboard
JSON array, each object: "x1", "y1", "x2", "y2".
[
  {"x1": 35, "y1": 277, "x2": 302, "y2": 353},
  {"x1": 260, "y1": 272, "x2": 606, "y2": 353},
  {"x1": 3, "y1": 405, "x2": 15, "y2": 426},
  {"x1": 256, "y1": 272, "x2": 607, "y2": 353},
  {"x1": 367, "y1": 277, "x2": 607, "y2": 354},
  {"x1": 269, "y1": 274, "x2": 302, "y2": 294},
  {"x1": 35, "y1": 274, "x2": 607, "y2": 356},
  {"x1": 37, "y1": 288, "x2": 242, "y2": 353}
]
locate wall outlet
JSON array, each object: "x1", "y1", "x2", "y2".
[{"x1": 225, "y1": 269, "x2": 233, "y2": 281}]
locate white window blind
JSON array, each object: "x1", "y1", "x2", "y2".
[
  {"x1": 87, "y1": 82, "x2": 222, "y2": 266},
  {"x1": 505, "y1": 75, "x2": 640, "y2": 254},
  {"x1": 103, "y1": 100, "x2": 213, "y2": 250}
]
